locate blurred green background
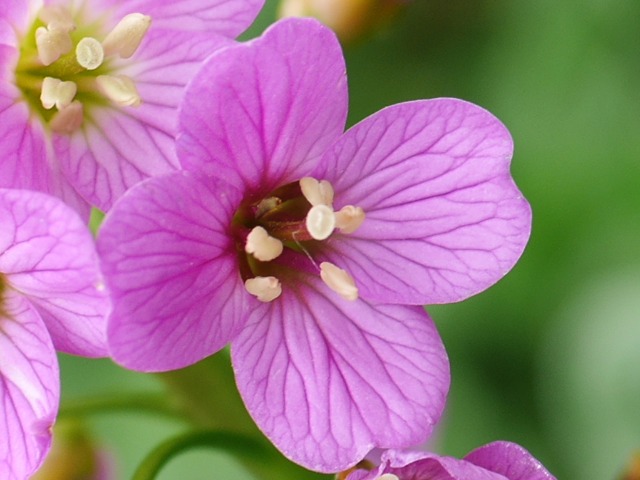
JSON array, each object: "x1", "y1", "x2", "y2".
[{"x1": 56, "y1": 1, "x2": 640, "y2": 478}]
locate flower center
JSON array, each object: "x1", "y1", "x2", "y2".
[
  {"x1": 232, "y1": 177, "x2": 365, "y2": 303},
  {"x1": 14, "y1": 6, "x2": 151, "y2": 133}
]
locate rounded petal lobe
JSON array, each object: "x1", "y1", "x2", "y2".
[
  {"x1": 98, "y1": 172, "x2": 249, "y2": 372},
  {"x1": 95, "y1": 0, "x2": 265, "y2": 37},
  {"x1": 0, "y1": 189, "x2": 108, "y2": 356},
  {"x1": 319, "y1": 99, "x2": 532, "y2": 305},
  {"x1": 231, "y1": 279, "x2": 450, "y2": 472},
  {"x1": 465, "y1": 442, "x2": 557, "y2": 480},
  {"x1": 178, "y1": 17, "x2": 347, "y2": 194},
  {"x1": 0, "y1": 292, "x2": 59, "y2": 480},
  {"x1": 55, "y1": 30, "x2": 230, "y2": 211}
]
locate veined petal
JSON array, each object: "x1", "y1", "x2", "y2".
[
  {"x1": 0, "y1": 292, "x2": 59, "y2": 480},
  {"x1": 178, "y1": 17, "x2": 348, "y2": 194},
  {"x1": 54, "y1": 30, "x2": 231, "y2": 212},
  {"x1": 0, "y1": 46, "x2": 90, "y2": 220},
  {"x1": 231, "y1": 278, "x2": 449, "y2": 472},
  {"x1": 0, "y1": 189, "x2": 108, "y2": 357},
  {"x1": 465, "y1": 442, "x2": 557, "y2": 480},
  {"x1": 98, "y1": 172, "x2": 249, "y2": 372},
  {"x1": 318, "y1": 99, "x2": 532, "y2": 305},
  {"x1": 95, "y1": 0, "x2": 265, "y2": 38}
]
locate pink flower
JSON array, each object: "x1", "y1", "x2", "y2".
[
  {"x1": 0, "y1": 188, "x2": 109, "y2": 479},
  {"x1": 346, "y1": 442, "x2": 556, "y2": 480},
  {"x1": 0, "y1": 0, "x2": 264, "y2": 214},
  {"x1": 97, "y1": 18, "x2": 530, "y2": 472}
]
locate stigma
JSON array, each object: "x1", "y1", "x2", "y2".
[{"x1": 18, "y1": 6, "x2": 151, "y2": 133}]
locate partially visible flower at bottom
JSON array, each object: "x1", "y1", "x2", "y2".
[
  {"x1": 0, "y1": 188, "x2": 109, "y2": 479},
  {"x1": 345, "y1": 442, "x2": 557, "y2": 480}
]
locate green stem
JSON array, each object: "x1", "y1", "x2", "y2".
[
  {"x1": 156, "y1": 351, "x2": 328, "y2": 480},
  {"x1": 58, "y1": 392, "x2": 186, "y2": 421},
  {"x1": 131, "y1": 430, "x2": 267, "y2": 480}
]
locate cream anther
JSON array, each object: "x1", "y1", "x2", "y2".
[
  {"x1": 102, "y1": 13, "x2": 152, "y2": 58},
  {"x1": 320, "y1": 262, "x2": 358, "y2": 301},
  {"x1": 245, "y1": 276, "x2": 282, "y2": 302},
  {"x1": 335, "y1": 205, "x2": 365, "y2": 234},
  {"x1": 300, "y1": 177, "x2": 334, "y2": 207},
  {"x1": 40, "y1": 77, "x2": 77, "y2": 110},
  {"x1": 255, "y1": 197, "x2": 281, "y2": 218},
  {"x1": 245, "y1": 226, "x2": 284, "y2": 262},
  {"x1": 96, "y1": 75, "x2": 141, "y2": 107},
  {"x1": 35, "y1": 26, "x2": 72, "y2": 66},
  {"x1": 76, "y1": 37, "x2": 104, "y2": 70},
  {"x1": 306, "y1": 204, "x2": 335, "y2": 240},
  {"x1": 49, "y1": 101, "x2": 83, "y2": 133},
  {"x1": 376, "y1": 475, "x2": 400, "y2": 480},
  {"x1": 38, "y1": 6, "x2": 75, "y2": 31}
]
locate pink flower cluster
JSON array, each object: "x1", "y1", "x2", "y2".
[{"x1": 0, "y1": 1, "x2": 546, "y2": 479}]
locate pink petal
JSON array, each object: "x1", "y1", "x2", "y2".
[
  {"x1": 94, "y1": 0, "x2": 265, "y2": 37},
  {"x1": 318, "y1": 99, "x2": 532, "y2": 305},
  {"x1": 98, "y1": 172, "x2": 249, "y2": 371},
  {"x1": 54, "y1": 30, "x2": 230, "y2": 211},
  {"x1": 465, "y1": 442, "x2": 557, "y2": 480},
  {"x1": 0, "y1": 291, "x2": 59, "y2": 480},
  {"x1": 178, "y1": 17, "x2": 348, "y2": 194},
  {"x1": 0, "y1": 189, "x2": 108, "y2": 357},
  {"x1": 231, "y1": 278, "x2": 449, "y2": 472}
]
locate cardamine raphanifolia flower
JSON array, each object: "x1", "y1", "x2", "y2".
[
  {"x1": 344, "y1": 442, "x2": 556, "y2": 480},
  {"x1": 0, "y1": 188, "x2": 109, "y2": 479},
  {"x1": 97, "y1": 18, "x2": 531, "y2": 472},
  {"x1": 0, "y1": 0, "x2": 264, "y2": 214}
]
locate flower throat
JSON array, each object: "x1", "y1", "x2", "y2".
[
  {"x1": 232, "y1": 177, "x2": 365, "y2": 303},
  {"x1": 14, "y1": 5, "x2": 150, "y2": 133}
]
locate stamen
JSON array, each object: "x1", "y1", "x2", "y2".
[
  {"x1": 102, "y1": 13, "x2": 152, "y2": 58},
  {"x1": 35, "y1": 26, "x2": 73, "y2": 66},
  {"x1": 245, "y1": 276, "x2": 282, "y2": 302},
  {"x1": 38, "y1": 6, "x2": 75, "y2": 32},
  {"x1": 320, "y1": 262, "x2": 358, "y2": 301},
  {"x1": 376, "y1": 475, "x2": 400, "y2": 480},
  {"x1": 334, "y1": 205, "x2": 365, "y2": 234},
  {"x1": 40, "y1": 77, "x2": 77, "y2": 110},
  {"x1": 76, "y1": 37, "x2": 104, "y2": 70},
  {"x1": 300, "y1": 177, "x2": 334, "y2": 207},
  {"x1": 255, "y1": 197, "x2": 281, "y2": 218},
  {"x1": 306, "y1": 204, "x2": 335, "y2": 240},
  {"x1": 49, "y1": 101, "x2": 83, "y2": 133},
  {"x1": 96, "y1": 75, "x2": 141, "y2": 107},
  {"x1": 245, "y1": 226, "x2": 284, "y2": 262}
]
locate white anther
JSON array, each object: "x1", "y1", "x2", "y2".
[
  {"x1": 35, "y1": 26, "x2": 73, "y2": 66},
  {"x1": 102, "y1": 13, "x2": 151, "y2": 58},
  {"x1": 255, "y1": 197, "x2": 281, "y2": 218},
  {"x1": 306, "y1": 204, "x2": 335, "y2": 240},
  {"x1": 376, "y1": 475, "x2": 400, "y2": 480},
  {"x1": 334, "y1": 205, "x2": 365, "y2": 234},
  {"x1": 76, "y1": 37, "x2": 104, "y2": 70},
  {"x1": 40, "y1": 77, "x2": 77, "y2": 110},
  {"x1": 300, "y1": 177, "x2": 334, "y2": 207},
  {"x1": 245, "y1": 226, "x2": 284, "y2": 262},
  {"x1": 38, "y1": 6, "x2": 75, "y2": 31},
  {"x1": 320, "y1": 262, "x2": 358, "y2": 301},
  {"x1": 49, "y1": 100, "x2": 83, "y2": 133},
  {"x1": 96, "y1": 75, "x2": 141, "y2": 107},
  {"x1": 245, "y1": 276, "x2": 282, "y2": 302}
]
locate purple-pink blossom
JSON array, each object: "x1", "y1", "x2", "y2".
[
  {"x1": 97, "y1": 18, "x2": 531, "y2": 472},
  {"x1": 0, "y1": 188, "x2": 109, "y2": 480},
  {"x1": 346, "y1": 442, "x2": 556, "y2": 480},
  {"x1": 0, "y1": 0, "x2": 264, "y2": 214}
]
